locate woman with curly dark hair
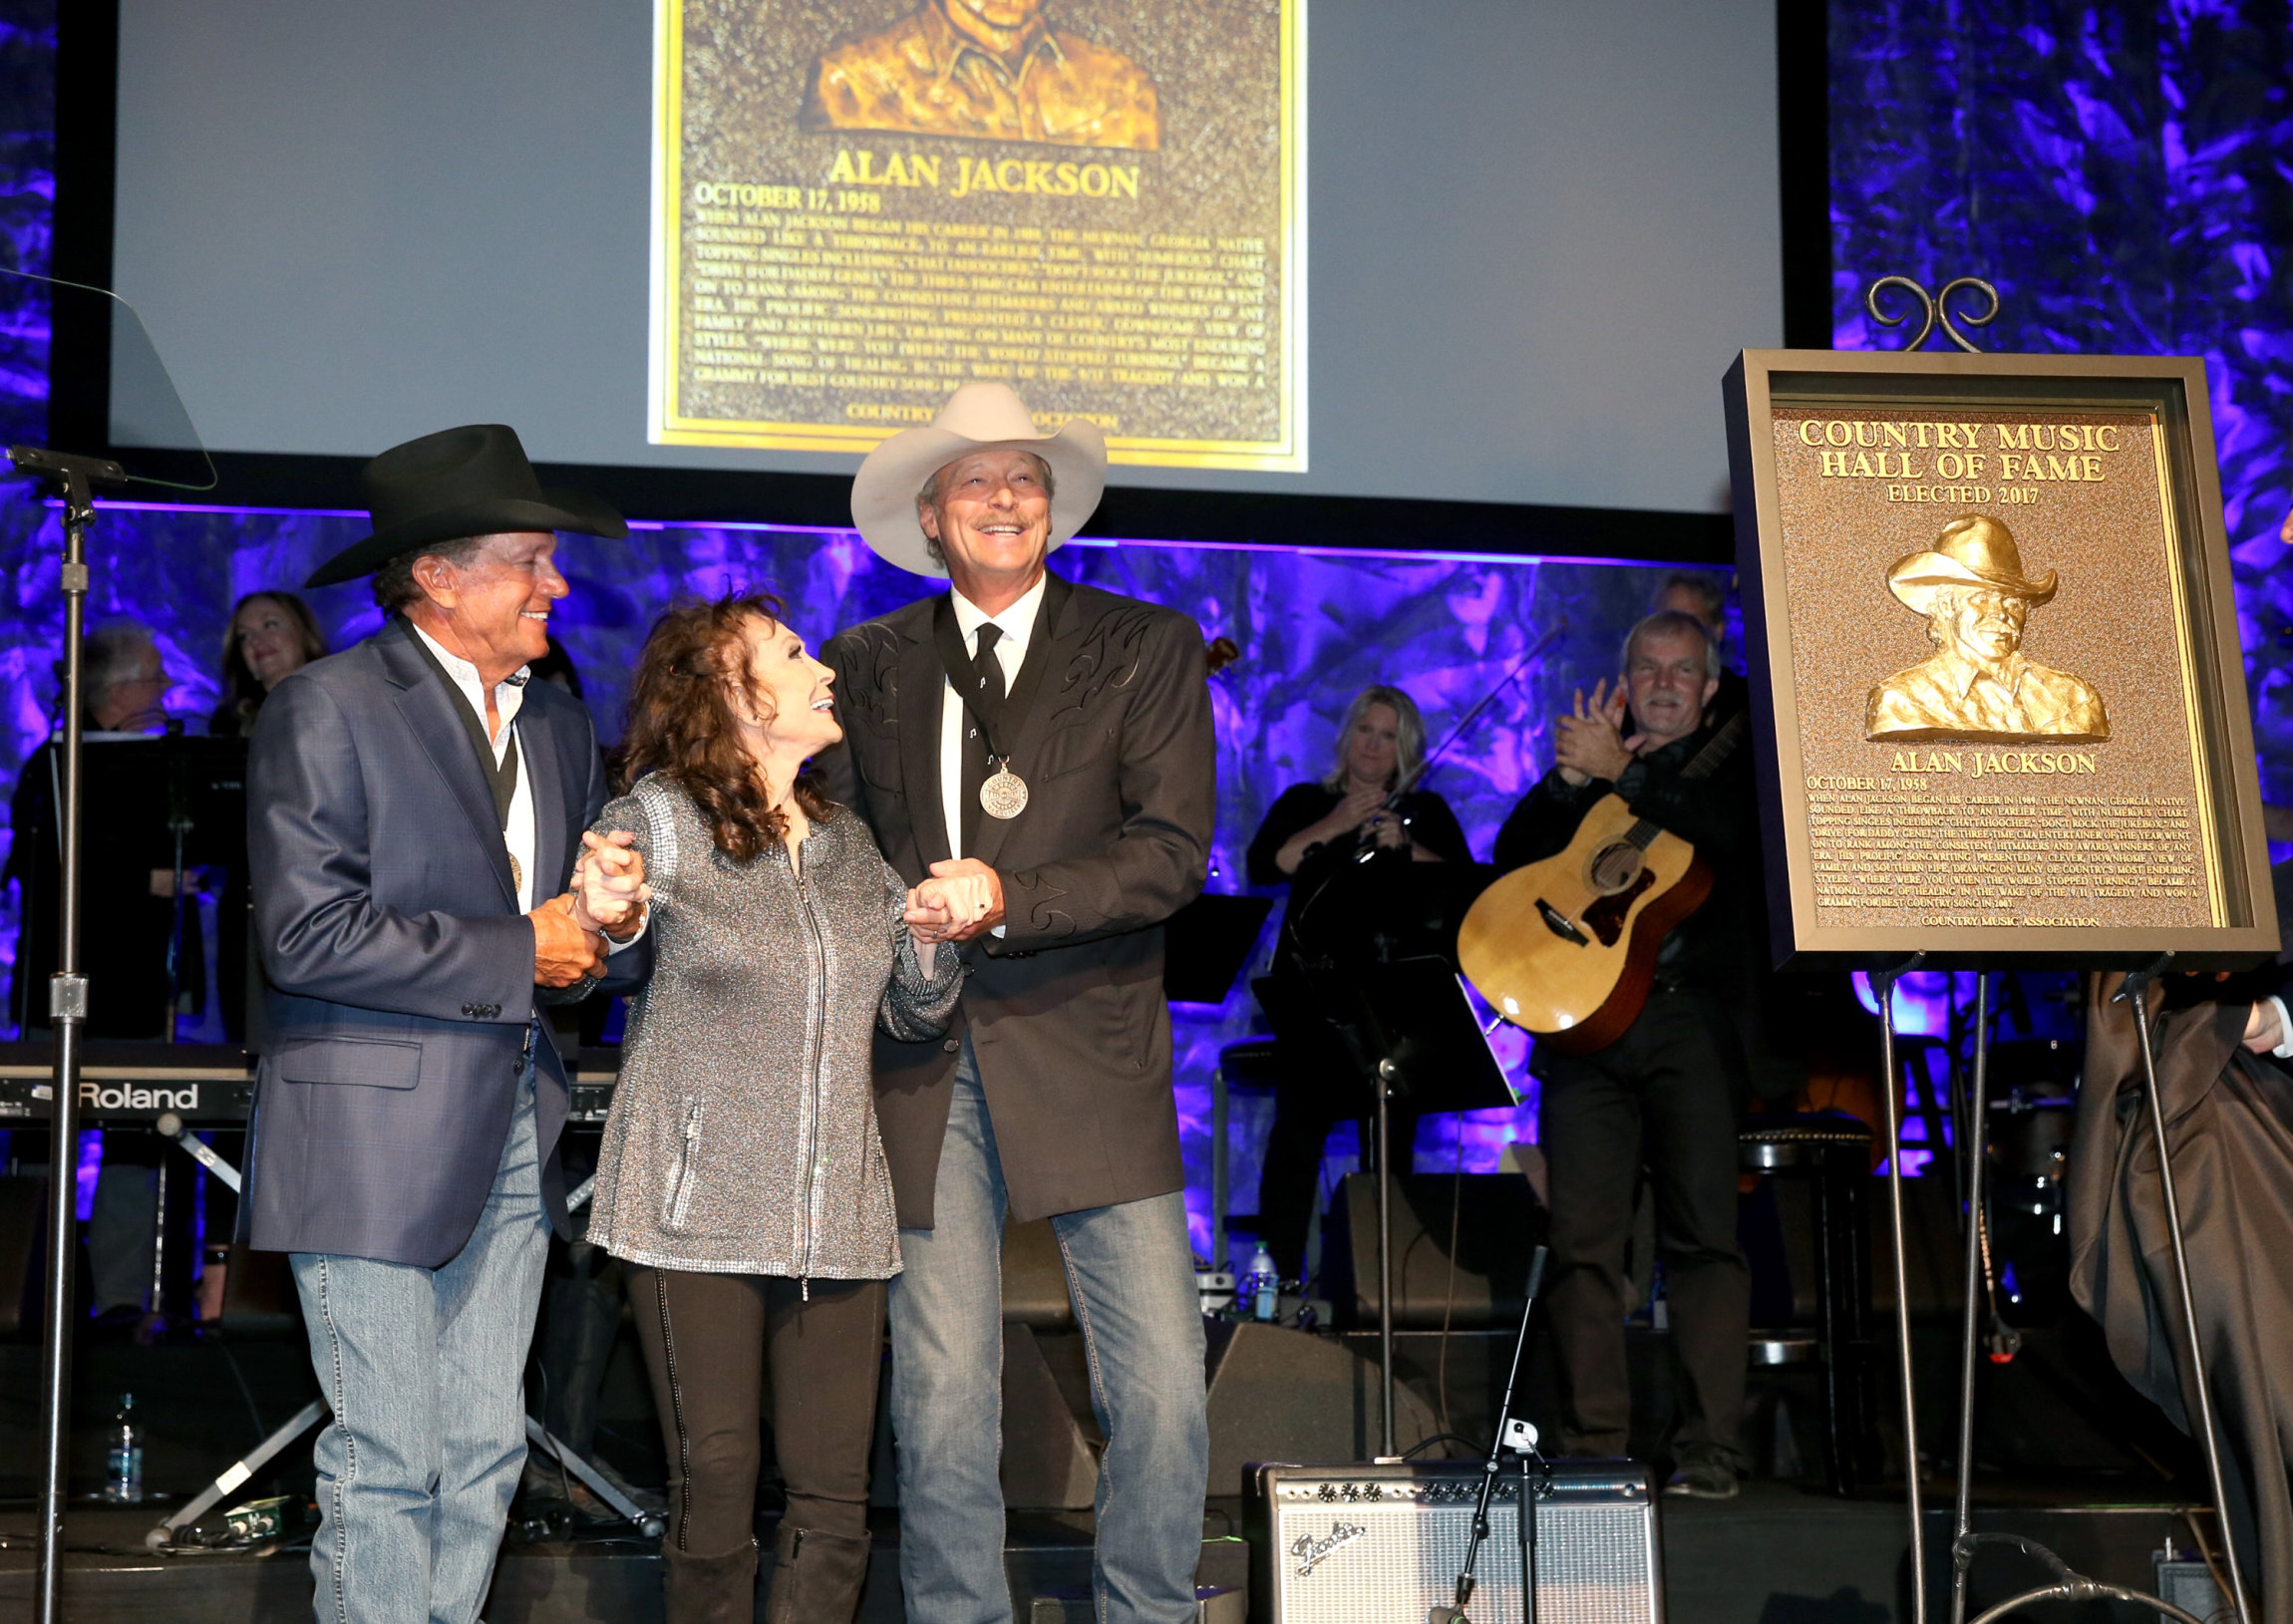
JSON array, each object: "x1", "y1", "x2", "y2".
[
  {"x1": 208, "y1": 590, "x2": 327, "y2": 736},
  {"x1": 579, "y1": 592, "x2": 988, "y2": 1624}
]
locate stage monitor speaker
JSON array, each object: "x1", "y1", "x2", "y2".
[
  {"x1": 997, "y1": 1319, "x2": 1452, "y2": 1508},
  {"x1": 1003, "y1": 1216, "x2": 1077, "y2": 1328},
  {"x1": 1001, "y1": 1323, "x2": 1099, "y2": 1510},
  {"x1": 1205, "y1": 1321, "x2": 1438, "y2": 1498},
  {"x1": 1247, "y1": 1459, "x2": 1662, "y2": 1623},
  {"x1": 1322, "y1": 1172, "x2": 1546, "y2": 1329}
]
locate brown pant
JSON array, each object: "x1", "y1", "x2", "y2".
[{"x1": 628, "y1": 1266, "x2": 885, "y2": 1556}]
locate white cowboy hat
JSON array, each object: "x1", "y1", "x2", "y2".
[{"x1": 849, "y1": 382, "x2": 1107, "y2": 577}]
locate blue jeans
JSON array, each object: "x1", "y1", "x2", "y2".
[
  {"x1": 889, "y1": 1045, "x2": 1208, "y2": 1624},
  {"x1": 291, "y1": 1060, "x2": 548, "y2": 1624}
]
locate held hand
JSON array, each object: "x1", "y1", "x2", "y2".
[
  {"x1": 570, "y1": 830, "x2": 650, "y2": 938},
  {"x1": 531, "y1": 893, "x2": 607, "y2": 988},
  {"x1": 2244, "y1": 999, "x2": 2283, "y2": 1055},
  {"x1": 909, "y1": 858, "x2": 1005, "y2": 942},
  {"x1": 906, "y1": 870, "x2": 996, "y2": 946}
]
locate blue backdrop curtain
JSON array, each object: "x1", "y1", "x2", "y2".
[{"x1": 0, "y1": 1, "x2": 2288, "y2": 1251}]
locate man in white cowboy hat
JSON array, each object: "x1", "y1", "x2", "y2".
[
  {"x1": 819, "y1": 382, "x2": 1215, "y2": 1624},
  {"x1": 244, "y1": 424, "x2": 651, "y2": 1624},
  {"x1": 1865, "y1": 512, "x2": 2110, "y2": 743}
]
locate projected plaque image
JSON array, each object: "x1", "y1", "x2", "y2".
[
  {"x1": 1726, "y1": 352, "x2": 2275, "y2": 964},
  {"x1": 652, "y1": 0, "x2": 1303, "y2": 470},
  {"x1": 800, "y1": 1, "x2": 1162, "y2": 149}
]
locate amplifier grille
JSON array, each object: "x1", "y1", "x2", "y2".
[{"x1": 1268, "y1": 1494, "x2": 1658, "y2": 1623}]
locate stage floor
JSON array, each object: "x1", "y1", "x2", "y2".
[{"x1": 0, "y1": 1483, "x2": 2212, "y2": 1623}]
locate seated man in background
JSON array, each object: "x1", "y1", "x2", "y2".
[
  {"x1": 7, "y1": 619, "x2": 175, "y2": 1034},
  {"x1": 1492, "y1": 609, "x2": 1756, "y2": 1498},
  {"x1": 5, "y1": 619, "x2": 187, "y2": 1328}
]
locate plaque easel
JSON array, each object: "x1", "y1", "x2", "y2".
[
  {"x1": 1880, "y1": 957, "x2": 2244, "y2": 1624},
  {"x1": 1729, "y1": 306, "x2": 2273, "y2": 1624}
]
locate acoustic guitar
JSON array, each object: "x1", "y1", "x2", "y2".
[{"x1": 1459, "y1": 713, "x2": 1748, "y2": 1055}]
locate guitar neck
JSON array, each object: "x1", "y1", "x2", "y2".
[{"x1": 1618, "y1": 713, "x2": 1748, "y2": 851}]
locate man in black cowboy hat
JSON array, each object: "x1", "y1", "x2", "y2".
[{"x1": 242, "y1": 424, "x2": 651, "y2": 1624}]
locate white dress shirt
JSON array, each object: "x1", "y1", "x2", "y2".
[
  {"x1": 939, "y1": 572, "x2": 1047, "y2": 862},
  {"x1": 409, "y1": 624, "x2": 648, "y2": 954},
  {"x1": 412, "y1": 622, "x2": 537, "y2": 913},
  {"x1": 2267, "y1": 995, "x2": 2293, "y2": 1060}
]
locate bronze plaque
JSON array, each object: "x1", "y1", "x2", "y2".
[
  {"x1": 1725, "y1": 350, "x2": 2275, "y2": 966},
  {"x1": 649, "y1": 0, "x2": 1304, "y2": 471}
]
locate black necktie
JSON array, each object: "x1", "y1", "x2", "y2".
[
  {"x1": 403, "y1": 619, "x2": 519, "y2": 831},
  {"x1": 959, "y1": 623, "x2": 1005, "y2": 852}
]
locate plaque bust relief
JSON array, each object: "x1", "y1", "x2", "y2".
[
  {"x1": 802, "y1": 0, "x2": 1161, "y2": 151},
  {"x1": 1864, "y1": 514, "x2": 2111, "y2": 744}
]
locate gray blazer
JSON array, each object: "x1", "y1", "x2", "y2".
[
  {"x1": 819, "y1": 573, "x2": 1215, "y2": 1227},
  {"x1": 240, "y1": 621, "x2": 652, "y2": 1268},
  {"x1": 585, "y1": 778, "x2": 962, "y2": 1278}
]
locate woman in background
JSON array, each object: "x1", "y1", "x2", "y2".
[
  {"x1": 202, "y1": 591, "x2": 328, "y2": 1309},
  {"x1": 208, "y1": 590, "x2": 326, "y2": 736},
  {"x1": 1244, "y1": 684, "x2": 1474, "y2": 1283},
  {"x1": 582, "y1": 592, "x2": 984, "y2": 1624},
  {"x1": 1248, "y1": 684, "x2": 1470, "y2": 884}
]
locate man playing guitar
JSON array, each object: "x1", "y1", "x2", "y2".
[{"x1": 1490, "y1": 608, "x2": 1758, "y2": 1499}]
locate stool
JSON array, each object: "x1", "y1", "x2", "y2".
[
  {"x1": 1740, "y1": 1111, "x2": 1878, "y2": 1495},
  {"x1": 1210, "y1": 1039, "x2": 1281, "y2": 1272}
]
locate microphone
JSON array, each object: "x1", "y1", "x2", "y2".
[{"x1": 1429, "y1": 1572, "x2": 1474, "y2": 1623}]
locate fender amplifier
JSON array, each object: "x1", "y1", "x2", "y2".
[{"x1": 1246, "y1": 1460, "x2": 1663, "y2": 1623}]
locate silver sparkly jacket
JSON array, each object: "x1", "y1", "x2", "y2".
[{"x1": 585, "y1": 776, "x2": 963, "y2": 1278}]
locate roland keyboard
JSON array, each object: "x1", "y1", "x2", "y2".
[{"x1": 0, "y1": 1042, "x2": 624, "y2": 1126}]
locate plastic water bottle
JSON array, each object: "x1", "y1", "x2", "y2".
[
  {"x1": 105, "y1": 1393, "x2": 144, "y2": 1504},
  {"x1": 1246, "y1": 1242, "x2": 1280, "y2": 1322}
]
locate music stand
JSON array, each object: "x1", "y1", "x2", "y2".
[
  {"x1": 1329, "y1": 953, "x2": 1518, "y2": 1455},
  {"x1": 80, "y1": 736, "x2": 250, "y2": 1037},
  {"x1": 1165, "y1": 891, "x2": 1275, "y2": 1278}
]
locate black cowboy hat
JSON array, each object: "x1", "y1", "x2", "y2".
[{"x1": 304, "y1": 424, "x2": 627, "y2": 588}]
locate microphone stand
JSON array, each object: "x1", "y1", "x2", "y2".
[
  {"x1": 164, "y1": 752, "x2": 193, "y2": 1041},
  {"x1": 1432, "y1": 1245, "x2": 1549, "y2": 1624},
  {"x1": 11, "y1": 445, "x2": 128, "y2": 1624},
  {"x1": 1275, "y1": 621, "x2": 1563, "y2": 1449}
]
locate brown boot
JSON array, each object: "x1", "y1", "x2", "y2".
[
  {"x1": 662, "y1": 1538, "x2": 758, "y2": 1624},
  {"x1": 763, "y1": 1522, "x2": 872, "y2": 1624}
]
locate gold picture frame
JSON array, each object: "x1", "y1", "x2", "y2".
[{"x1": 1724, "y1": 349, "x2": 2275, "y2": 967}]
